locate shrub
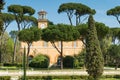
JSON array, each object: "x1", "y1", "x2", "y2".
[
  {"x1": 29, "y1": 54, "x2": 49, "y2": 68},
  {"x1": 19, "y1": 75, "x2": 120, "y2": 80},
  {"x1": 63, "y1": 56, "x2": 74, "y2": 68},
  {"x1": 0, "y1": 76, "x2": 10, "y2": 80},
  {"x1": 3, "y1": 63, "x2": 22, "y2": 67},
  {"x1": 74, "y1": 50, "x2": 86, "y2": 68}
]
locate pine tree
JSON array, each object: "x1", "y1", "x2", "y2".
[
  {"x1": 0, "y1": 0, "x2": 5, "y2": 34},
  {"x1": 0, "y1": 0, "x2": 5, "y2": 64},
  {"x1": 85, "y1": 15, "x2": 104, "y2": 80}
]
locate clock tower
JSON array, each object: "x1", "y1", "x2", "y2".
[{"x1": 38, "y1": 10, "x2": 48, "y2": 29}]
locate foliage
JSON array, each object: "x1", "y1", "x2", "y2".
[
  {"x1": 63, "y1": 56, "x2": 74, "y2": 68},
  {"x1": 0, "y1": 32, "x2": 14, "y2": 63},
  {"x1": 95, "y1": 22, "x2": 110, "y2": 41},
  {"x1": 0, "y1": 0, "x2": 5, "y2": 63},
  {"x1": 100, "y1": 36, "x2": 112, "y2": 66},
  {"x1": 76, "y1": 22, "x2": 110, "y2": 45},
  {"x1": 18, "y1": 26, "x2": 42, "y2": 68},
  {"x1": 42, "y1": 24, "x2": 80, "y2": 69},
  {"x1": 0, "y1": 19, "x2": 3, "y2": 35},
  {"x1": 0, "y1": 12, "x2": 15, "y2": 39},
  {"x1": 76, "y1": 24, "x2": 88, "y2": 39},
  {"x1": 85, "y1": 15, "x2": 104, "y2": 80},
  {"x1": 0, "y1": 0, "x2": 5, "y2": 11},
  {"x1": 9, "y1": 30, "x2": 18, "y2": 42},
  {"x1": 1, "y1": 13, "x2": 14, "y2": 30},
  {"x1": 107, "y1": 6, "x2": 120, "y2": 24},
  {"x1": 3, "y1": 63, "x2": 22, "y2": 67},
  {"x1": 22, "y1": 15, "x2": 38, "y2": 28},
  {"x1": 18, "y1": 27, "x2": 41, "y2": 44},
  {"x1": 29, "y1": 55, "x2": 49, "y2": 68},
  {"x1": 58, "y1": 2, "x2": 95, "y2": 25},
  {"x1": 18, "y1": 75, "x2": 120, "y2": 80},
  {"x1": 107, "y1": 44, "x2": 120, "y2": 70},
  {"x1": 74, "y1": 50, "x2": 86, "y2": 68},
  {"x1": 8, "y1": 4, "x2": 35, "y2": 63},
  {"x1": 110, "y1": 28, "x2": 120, "y2": 44},
  {"x1": 0, "y1": 76, "x2": 10, "y2": 80},
  {"x1": 42, "y1": 24, "x2": 80, "y2": 42},
  {"x1": 48, "y1": 20, "x2": 54, "y2": 25},
  {"x1": 8, "y1": 4, "x2": 35, "y2": 30}
]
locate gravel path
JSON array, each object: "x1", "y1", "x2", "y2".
[{"x1": 0, "y1": 69, "x2": 120, "y2": 76}]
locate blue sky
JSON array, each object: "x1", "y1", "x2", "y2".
[{"x1": 3, "y1": 0, "x2": 120, "y2": 32}]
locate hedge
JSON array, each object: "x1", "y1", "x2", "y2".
[
  {"x1": 0, "y1": 76, "x2": 11, "y2": 80},
  {"x1": 18, "y1": 75, "x2": 120, "y2": 80}
]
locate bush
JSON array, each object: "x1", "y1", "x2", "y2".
[
  {"x1": 63, "y1": 56, "x2": 74, "y2": 68},
  {"x1": 0, "y1": 76, "x2": 10, "y2": 80},
  {"x1": 74, "y1": 50, "x2": 86, "y2": 68},
  {"x1": 3, "y1": 63, "x2": 22, "y2": 67},
  {"x1": 29, "y1": 54, "x2": 49, "y2": 68}
]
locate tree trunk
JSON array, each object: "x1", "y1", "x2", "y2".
[
  {"x1": 0, "y1": 50, "x2": 1, "y2": 63},
  {"x1": 12, "y1": 35, "x2": 18, "y2": 63},
  {"x1": 67, "y1": 13, "x2": 73, "y2": 26},
  {"x1": 60, "y1": 41, "x2": 63, "y2": 69},
  {"x1": 76, "y1": 15, "x2": 78, "y2": 26},
  {"x1": 115, "y1": 63, "x2": 119, "y2": 70},
  {"x1": 23, "y1": 47, "x2": 26, "y2": 80},
  {"x1": 115, "y1": 59, "x2": 120, "y2": 70},
  {"x1": 12, "y1": 21, "x2": 20, "y2": 64},
  {"x1": 115, "y1": 16, "x2": 120, "y2": 24},
  {"x1": 26, "y1": 43, "x2": 31, "y2": 68}
]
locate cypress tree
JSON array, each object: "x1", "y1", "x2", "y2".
[{"x1": 85, "y1": 15, "x2": 104, "y2": 80}]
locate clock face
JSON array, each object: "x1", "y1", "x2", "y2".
[{"x1": 40, "y1": 24, "x2": 45, "y2": 29}]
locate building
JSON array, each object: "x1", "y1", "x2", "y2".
[{"x1": 21, "y1": 10, "x2": 84, "y2": 66}]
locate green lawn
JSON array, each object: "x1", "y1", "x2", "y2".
[{"x1": 100, "y1": 78, "x2": 120, "y2": 80}]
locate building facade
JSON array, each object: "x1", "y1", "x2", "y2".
[{"x1": 21, "y1": 10, "x2": 84, "y2": 66}]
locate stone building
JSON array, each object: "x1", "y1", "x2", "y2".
[{"x1": 21, "y1": 10, "x2": 84, "y2": 66}]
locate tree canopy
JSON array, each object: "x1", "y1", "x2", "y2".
[
  {"x1": 76, "y1": 22, "x2": 110, "y2": 45},
  {"x1": 42, "y1": 24, "x2": 80, "y2": 42},
  {"x1": 95, "y1": 22, "x2": 110, "y2": 41},
  {"x1": 110, "y1": 28, "x2": 120, "y2": 44},
  {"x1": 107, "y1": 6, "x2": 120, "y2": 24},
  {"x1": 58, "y1": 2, "x2": 95, "y2": 26},
  {"x1": 18, "y1": 27, "x2": 41, "y2": 44},
  {"x1": 42, "y1": 24, "x2": 80, "y2": 69},
  {"x1": 1, "y1": 13, "x2": 14, "y2": 32},
  {"x1": 8, "y1": 4, "x2": 35, "y2": 30},
  {"x1": 108, "y1": 44, "x2": 120, "y2": 70},
  {"x1": 8, "y1": 4, "x2": 36, "y2": 63},
  {"x1": 18, "y1": 26, "x2": 42, "y2": 67},
  {"x1": 0, "y1": 0, "x2": 5, "y2": 12}
]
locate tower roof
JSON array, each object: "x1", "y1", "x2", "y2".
[{"x1": 38, "y1": 10, "x2": 47, "y2": 15}]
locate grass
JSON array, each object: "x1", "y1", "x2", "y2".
[
  {"x1": 100, "y1": 78, "x2": 120, "y2": 80},
  {"x1": 0, "y1": 66, "x2": 17, "y2": 69}
]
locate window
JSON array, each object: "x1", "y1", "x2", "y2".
[
  {"x1": 58, "y1": 42, "x2": 61, "y2": 48},
  {"x1": 43, "y1": 41, "x2": 48, "y2": 47},
  {"x1": 73, "y1": 41, "x2": 78, "y2": 48}
]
